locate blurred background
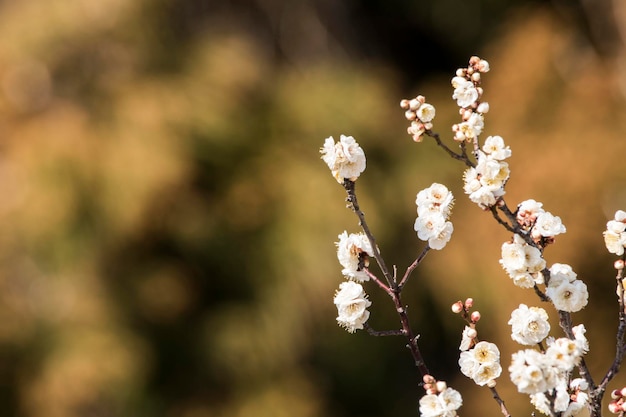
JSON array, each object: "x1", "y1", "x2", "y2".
[{"x1": 0, "y1": 0, "x2": 626, "y2": 416}]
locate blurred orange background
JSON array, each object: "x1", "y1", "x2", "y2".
[{"x1": 0, "y1": 0, "x2": 625, "y2": 416}]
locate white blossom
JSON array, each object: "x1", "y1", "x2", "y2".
[
  {"x1": 419, "y1": 387, "x2": 463, "y2": 417},
  {"x1": 500, "y1": 235, "x2": 546, "y2": 288},
  {"x1": 509, "y1": 304, "x2": 550, "y2": 345},
  {"x1": 320, "y1": 135, "x2": 366, "y2": 183},
  {"x1": 509, "y1": 349, "x2": 553, "y2": 394},
  {"x1": 415, "y1": 184, "x2": 454, "y2": 250},
  {"x1": 452, "y1": 78, "x2": 478, "y2": 108},
  {"x1": 604, "y1": 211, "x2": 626, "y2": 255},
  {"x1": 333, "y1": 281, "x2": 371, "y2": 333},
  {"x1": 416, "y1": 103, "x2": 436, "y2": 123},
  {"x1": 459, "y1": 341, "x2": 502, "y2": 386},
  {"x1": 482, "y1": 135, "x2": 511, "y2": 161},
  {"x1": 336, "y1": 231, "x2": 373, "y2": 282},
  {"x1": 532, "y1": 211, "x2": 566, "y2": 239},
  {"x1": 546, "y1": 279, "x2": 588, "y2": 312}
]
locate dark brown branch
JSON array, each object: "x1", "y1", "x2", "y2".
[{"x1": 398, "y1": 244, "x2": 431, "y2": 290}]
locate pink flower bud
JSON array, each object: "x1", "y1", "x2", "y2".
[
  {"x1": 409, "y1": 99, "x2": 421, "y2": 111},
  {"x1": 400, "y1": 99, "x2": 410, "y2": 109},
  {"x1": 451, "y1": 301, "x2": 463, "y2": 313},
  {"x1": 615, "y1": 259, "x2": 624, "y2": 270},
  {"x1": 405, "y1": 110, "x2": 416, "y2": 121},
  {"x1": 470, "y1": 311, "x2": 481, "y2": 322},
  {"x1": 464, "y1": 298, "x2": 474, "y2": 309},
  {"x1": 609, "y1": 401, "x2": 622, "y2": 413},
  {"x1": 487, "y1": 379, "x2": 497, "y2": 388},
  {"x1": 423, "y1": 374, "x2": 435, "y2": 384},
  {"x1": 612, "y1": 389, "x2": 622, "y2": 399}
]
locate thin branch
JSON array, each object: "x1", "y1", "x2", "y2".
[
  {"x1": 364, "y1": 323, "x2": 405, "y2": 337},
  {"x1": 398, "y1": 244, "x2": 431, "y2": 290},
  {"x1": 489, "y1": 386, "x2": 512, "y2": 417},
  {"x1": 425, "y1": 131, "x2": 474, "y2": 167},
  {"x1": 343, "y1": 179, "x2": 394, "y2": 287}
]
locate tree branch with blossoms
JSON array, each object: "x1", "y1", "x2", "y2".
[{"x1": 321, "y1": 56, "x2": 626, "y2": 417}]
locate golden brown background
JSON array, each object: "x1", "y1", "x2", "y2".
[{"x1": 0, "y1": 0, "x2": 625, "y2": 416}]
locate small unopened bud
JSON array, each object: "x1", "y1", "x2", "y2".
[
  {"x1": 405, "y1": 110, "x2": 417, "y2": 121},
  {"x1": 471, "y1": 72, "x2": 481, "y2": 82},
  {"x1": 612, "y1": 389, "x2": 622, "y2": 400},
  {"x1": 435, "y1": 381, "x2": 447, "y2": 392},
  {"x1": 455, "y1": 68, "x2": 465, "y2": 77},
  {"x1": 400, "y1": 99, "x2": 410, "y2": 109},
  {"x1": 476, "y1": 87, "x2": 483, "y2": 96},
  {"x1": 470, "y1": 311, "x2": 481, "y2": 323},
  {"x1": 464, "y1": 298, "x2": 474, "y2": 309},
  {"x1": 451, "y1": 301, "x2": 463, "y2": 313},
  {"x1": 620, "y1": 386, "x2": 626, "y2": 397},
  {"x1": 477, "y1": 102, "x2": 490, "y2": 113},
  {"x1": 462, "y1": 109, "x2": 473, "y2": 120},
  {"x1": 487, "y1": 379, "x2": 497, "y2": 388},
  {"x1": 409, "y1": 98, "x2": 421, "y2": 111},
  {"x1": 477, "y1": 59, "x2": 490, "y2": 73},
  {"x1": 423, "y1": 374, "x2": 435, "y2": 385},
  {"x1": 423, "y1": 122, "x2": 433, "y2": 131},
  {"x1": 469, "y1": 56, "x2": 480, "y2": 66},
  {"x1": 615, "y1": 259, "x2": 624, "y2": 270},
  {"x1": 416, "y1": 95, "x2": 426, "y2": 104},
  {"x1": 466, "y1": 328, "x2": 478, "y2": 339},
  {"x1": 609, "y1": 401, "x2": 623, "y2": 414}
]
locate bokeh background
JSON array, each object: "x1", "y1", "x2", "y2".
[{"x1": 0, "y1": 0, "x2": 626, "y2": 416}]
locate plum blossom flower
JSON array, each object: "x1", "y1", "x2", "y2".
[
  {"x1": 545, "y1": 264, "x2": 588, "y2": 312},
  {"x1": 458, "y1": 341, "x2": 502, "y2": 386},
  {"x1": 335, "y1": 231, "x2": 374, "y2": 282},
  {"x1": 532, "y1": 211, "x2": 566, "y2": 239},
  {"x1": 320, "y1": 135, "x2": 366, "y2": 183},
  {"x1": 604, "y1": 210, "x2": 626, "y2": 255},
  {"x1": 483, "y1": 135, "x2": 511, "y2": 161},
  {"x1": 419, "y1": 387, "x2": 463, "y2": 417},
  {"x1": 415, "y1": 183, "x2": 454, "y2": 250},
  {"x1": 499, "y1": 234, "x2": 546, "y2": 288},
  {"x1": 463, "y1": 147, "x2": 511, "y2": 209},
  {"x1": 509, "y1": 304, "x2": 550, "y2": 345},
  {"x1": 452, "y1": 77, "x2": 478, "y2": 108},
  {"x1": 333, "y1": 281, "x2": 371, "y2": 333}
]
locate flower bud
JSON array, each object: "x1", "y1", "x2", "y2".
[
  {"x1": 400, "y1": 99, "x2": 410, "y2": 109},
  {"x1": 464, "y1": 298, "x2": 474, "y2": 309},
  {"x1": 615, "y1": 259, "x2": 624, "y2": 270},
  {"x1": 471, "y1": 72, "x2": 481, "y2": 82},
  {"x1": 477, "y1": 102, "x2": 490, "y2": 113},
  {"x1": 409, "y1": 98, "x2": 421, "y2": 111},
  {"x1": 612, "y1": 389, "x2": 622, "y2": 399},
  {"x1": 466, "y1": 328, "x2": 477, "y2": 339},
  {"x1": 405, "y1": 110, "x2": 416, "y2": 121},
  {"x1": 423, "y1": 374, "x2": 435, "y2": 385},
  {"x1": 609, "y1": 401, "x2": 623, "y2": 414},
  {"x1": 436, "y1": 381, "x2": 447, "y2": 392},
  {"x1": 487, "y1": 379, "x2": 497, "y2": 388},
  {"x1": 620, "y1": 386, "x2": 626, "y2": 397},
  {"x1": 451, "y1": 301, "x2": 463, "y2": 313},
  {"x1": 470, "y1": 311, "x2": 481, "y2": 323},
  {"x1": 456, "y1": 68, "x2": 465, "y2": 77}
]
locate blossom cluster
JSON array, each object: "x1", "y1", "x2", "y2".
[
  {"x1": 515, "y1": 199, "x2": 567, "y2": 244},
  {"x1": 332, "y1": 231, "x2": 374, "y2": 332},
  {"x1": 603, "y1": 210, "x2": 626, "y2": 255},
  {"x1": 450, "y1": 56, "x2": 490, "y2": 142},
  {"x1": 545, "y1": 263, "x2": 588, "y2": 313},
  {"x1": 500, "y1": 234, "x2": 546, "y2": 288},
  {"x1": 401, "y1": 95, "x2": 436, "y2": 142},
  {"x1": 509, "y1": 324, "x2": 589, "y2": 416},
  {"x1": 414, "y1": 183, "x2": 454, "y2": 250},
  {"x1": 463, "y1": 136, "x2": 511, "y2": 208},
  {"x1": 320, "y1": 134, "x2": 366, "y2": 183},
  {"x1": 459, "y1": 341, "x2": 502, "y2": 387},
  {"x1": 333, "y1": 280, "x2": 372, "y2": 333},
  {"x1": 419, "y1": 376, "x2": 463, "y2": 417}
]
